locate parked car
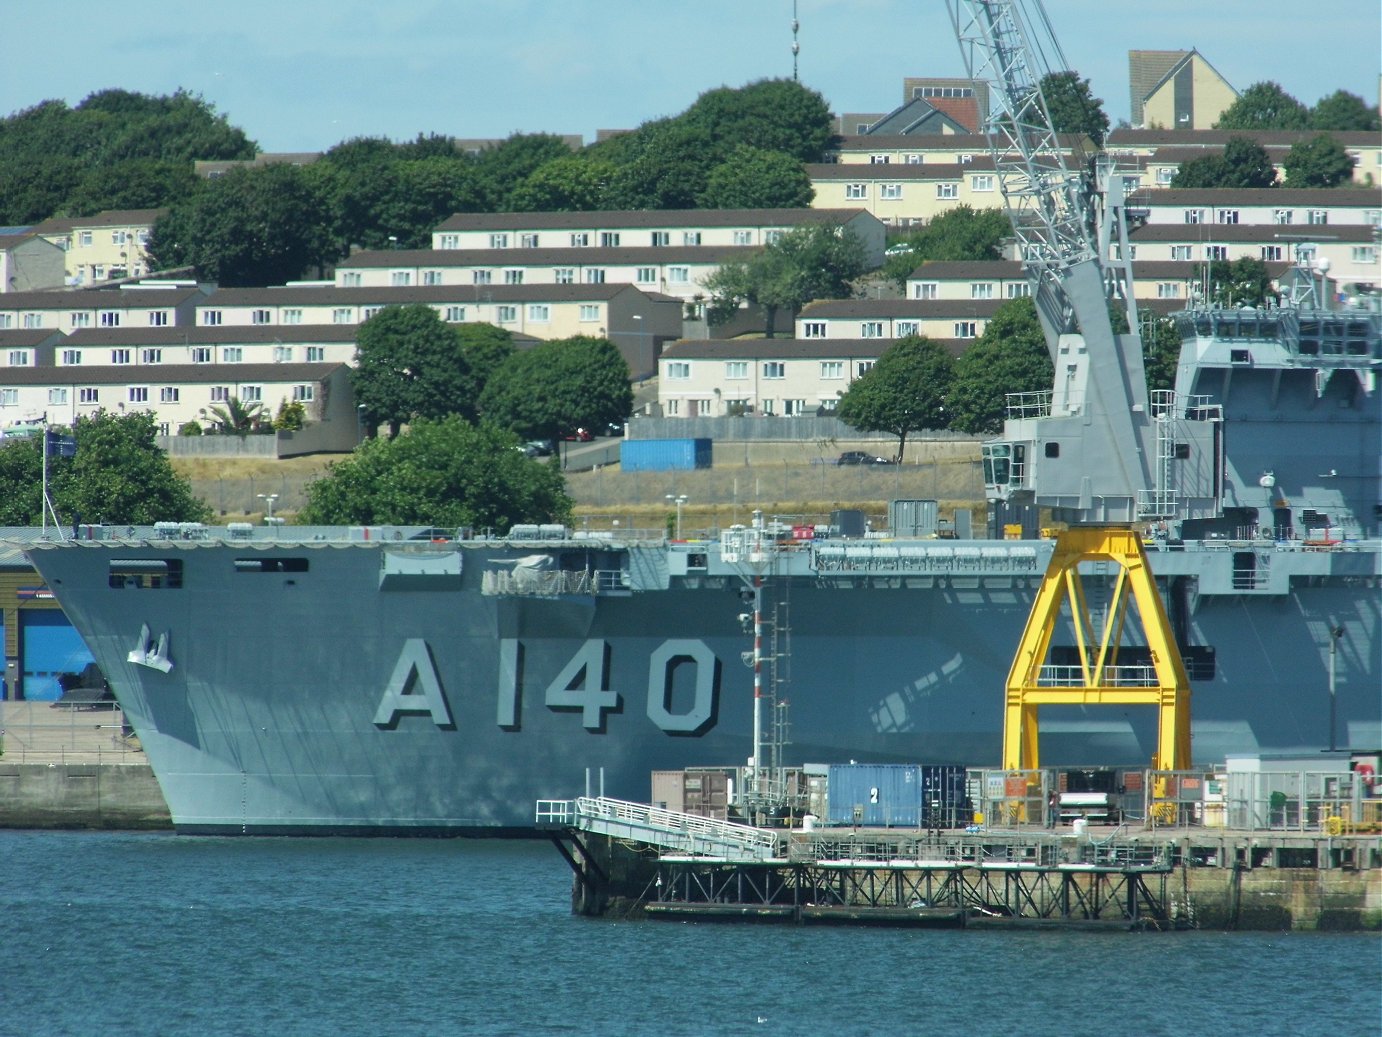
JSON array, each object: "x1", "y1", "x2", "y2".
[
  {"x1": 562, "y1": 428, "x2": 593, "y2": 442},
  {"x1": 523, "y1": 439, "x2": 555, "y2": 457},
  {"x1": 601, "y1": 421, "x2": 626, "y2": 437},
  {"x1": 837, "y1": 451, "x2": 895, "y2": 465}
]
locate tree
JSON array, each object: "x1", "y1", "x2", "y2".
[
  {"x1": 1309, "y1": 90, "x2": 1381, "y2": 132},
  {"x1": 0, "y1": 412, "x2": 210, "y2": 526},
  {"x1": 455, "y1": 323, "x2": 516, "y2": 415},
  {"x1": 1170, "y1": 136, "x2": 1277, "y2": 189},
  {"x1": 1215, "y1": 82, "x2": 1309, "y2": 131},
  {"x1": 605, "y1": 121, "x2": 718, "y2": 210},
  {"x1": 882, "y1": 205, "x2": 1010, "y2": 285},
  {"x1": 350, "y1": 305, "x2": 472, "y2": 438},
  {"x1": 473, "y1": 133, "x2": 576, "y2": 211},
  {"x1": 836, "y1": 336, "x2": 954, "y2": 460},
  {"x1": 946, "y1": 297, "x2": 1053, "y2": 434},
  {"x1": 206, "y1": 396, "x2": 268, "y2": 436},
  {"x1": 479, "y1": 336, "x2": 632, "y2": 441},
  {"x1": 1040, "y1": 71, "x2": 1110, "y2": 146},
  {"x1": 698, "y1": 145, "x2": 814, "y2": 209},
  {"x1": 273, "y1": 400, "x2": 307, "y2": 431},
  {"x1": 147, "y1": 163, "x2": 334, "y2": 286},
  {"x1": 1140, "y1": 316, "x2": 1182, "y2": 395},
  {"x1": 1206, "y1": 257, "x2": 1276, "y2": 308},
  {"x1": 702, "y1": 224, "x2": 867, "y2": 337},
  {"x1": 509, "y1": 156, "x2": 616, "y2": 212},
  {"x1": 297, "y1": 418, "x2": 571, "y2": 533},
  {"x1": 680, "y1": 79, "x2": 836, "y2": 163},
  {"x1": 1283, "y1": 133, "x2": 1355, "y2": 188}
]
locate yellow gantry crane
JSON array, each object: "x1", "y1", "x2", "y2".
[{"x1": 949, "y1": 1, "x2": 1196, "y2": 778}]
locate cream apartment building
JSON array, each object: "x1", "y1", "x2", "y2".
[
  {"x1": 0, "y1": 286, "x2": 205, "y2": 333},
  {"x1": 31, "y1": 209, "x2": 165, "y2": 286}
]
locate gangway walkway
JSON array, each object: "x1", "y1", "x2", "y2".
[{"x1": 536, "y1": 796, "x2": 783, "y2": 861}]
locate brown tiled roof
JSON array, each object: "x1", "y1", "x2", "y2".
[
  {"x1": 0, "y1": 287, "x2": 205, "y2": 310},
  {"x1": 31, "y1": 209, "x2": 166, "y2": 234},
  {"x1": 338, "y1": 245, "x2": 757, "y2": 269},
  {"x1": 807, "y1": 160, "x2": 997, "y2": 180},
  {"x1": 434, "y1": 209, "x2": 869, "y2": 232},
  {"x1": 1109, "y1": 129, "x2": 1381, "y2": 149},
  {"x1": 201, "y1": 283, "x2": 642, "y2": 306},
  {"x1": 1132, "y1": 188, "x2": 1381, "y2": 207},
  {"x1": 1130, "y1": 224, "x2": 1376, "y2": 243},
  {"x1": 661, "y1": 337, "x2": 974, "y2": 360},
  {"x1": 834, "y1": 133, "x2": 1089, "y2": 151},
  {"x1": 0, "y1": 330, "x2": 63, "y2": 348},
  {"x1": 907, "y1": 261, "x2": 1024, "y2": 279},
  {"x1": 800, "y1": 299, "x2": 1007, "y2": 318},
  {"x1": 1, "y1": 362, "x2": 347, "y2": 387},
  {"x1": 64, "y1": 325, "x2": 361, "y2": 347}
]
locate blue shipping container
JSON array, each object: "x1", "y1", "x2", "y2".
[
  {"x1": 919, "y1": 765, "x2": 971, "y2": 829},
  {"x1": 826, "y1": 764, "x2": 924, "y2": 827},
  {"x1": 620, "y1": 438, "x2": 712, "y2": 472}
]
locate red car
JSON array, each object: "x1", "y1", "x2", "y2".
[{"x1": 562, "y1": 428, "x2": 593, "y2": 442}]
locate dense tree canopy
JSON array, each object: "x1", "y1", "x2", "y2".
[
  {"x1": 1170, "y1": 136, "x2": 1277, "y2": 189},
  {"x1": 1141, "y1": 316, "x2": 1182, "y2": 395},
  {"x1": 679, "y1": 79, "x2": 835, "y2": 164},
  {"x1": 350, "y1": 305, "x2": 473, "y2": 437},
  {"x1": 509, "y1": 156, "x2": 617, "y2": 212},
  {"x1": 1215, "y1": 82, "x2": 1310, "y2": 131},
  {"x1": 0, "y1": 412, "x2": 210, "y2": 526},
  {"x1": 479, "y1": 336, "x2": 633, "y2": 440},
  {"x1": 946, "y1": 297, "x2": 1053, "y2": 435},
  {"x1": 147, "y1": 163, "x2": 334, "y2": 286},
  {"x1": 0, "y1": 90, "x2": 254, "y2": 224},
  {"x1": 1282, "y1": 134, "x2": 1356, "y2": 188},
  {"x1": 1040, "y1": 71, "x2": 1110, "y2": 146},
  {"x1": 1206, "y1": 257, "x2": 1276, "y2": 308},
  {"x1": 297, "y1": 418, "x2": 571, "y2": 533},
  {"x1": 699, "y1": 145, "x2": 815, "y2": 209},
  {"x1": 703, "y1": 224, "x2": 867, "y2": 337},
  {"x1": 1308, "y1": 90, "x2": 1381, "y2": 132},
  {"x1": 883, "y1": 205, "x2": 1011, "y2": 285},
  {"x1": 836, "y1": 336, "x2": 954, "y2": 460}
]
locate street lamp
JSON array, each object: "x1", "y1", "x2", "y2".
[
  {"x1": 666, "y1": 494, "x2": 688, "y2": 539},
  {"x1": 258, "y1": 493, "x2": 279, "y2": 525},
  {"x1": 1328, "y1": 625, "x2": 1344, "y2": 751}
]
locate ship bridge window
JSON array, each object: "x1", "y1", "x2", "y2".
[
  {"x1": 234, "y1": 557, "x2": 310, "y2": 573},
  {"x1": 108, "y1": 558, "x2": 183, "y2": 589}
]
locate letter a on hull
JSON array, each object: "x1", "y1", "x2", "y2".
[{"x1": 373, "y1": 639, "x2": 454, "y2": 729}]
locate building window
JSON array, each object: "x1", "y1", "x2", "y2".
[
  {"x1": 880, "y1": 183, "x2": 903, "y2": 200},
  {"x1": 936, "y1": 183, "x2": 959, "y2": 199},
  {"x1": 869, "y1": 154, "x2": 890, "y2": 164},
  {"x1": 600, "y1": 232, "x2": 620, "y2": 247},
  {"x1": 666, "y1": 362, "x2": 691, "y2": 380},
  {"x1": 584, "y1": 268, "x2": 606, "y2": 284},
  {"x1": 527, "y1": 304, "x2": 550, "y2": 322},
  {"x1": 1156, "y1": 167, "x2": 1175, "y2": 185},
  {"x1": 725, "y1": 361, "x2": 748, "y2": 379},
  {"x1": 579, "y1": 304, "x2": 599, "y2": 322},
  {"x1": 92, "y1": 266, "x2": 105, "y2": 281},
  {"x1": 71, "y1": 312, "x2": 92, "y2": 329},
  {"x1": 1206, "y1": 245, "x2": 1228, "y2": 261},
  {"x1": 668, "y1": 266, "x2": 689, "y2": 285},
  {"x1": 444, "y1": 306, "x2": 466, "y2": 322},
  {"x1": 953, "y1": 321, "x2": 977, "y2": 338},
  {"x1": 1352, "y1": 246, "x2": 1378, "y2": 263},
  {"x1": 49, "y1": 388, "x2": 68, "y2": 405},
  {"x1": 861, "y1": 321, "x2": 884, "y2": 338},
  {"x1": 1171, "y1": 245, "x2": 1192, "y2": 261},
  {"x1": 1005, "y1": 283, "x2": 1031, "y2": 298},
  {"x1": 665, "y1": 399, "x2": 680, "y2": 416},
  {"x1": 251, "y1": 309, "x2": 271, "y2": 325},
  {"x1": 904, "y1": 154, "x2": 922, "y2": 165},
  {"x1": 149, "y1": 310, "x2": 169, "y2": 326},
  {"x1": 845, "y1": 184, "x2": 868, "y2": 200},
  {"x1": 496, "y1": 305, "x2": 517, "y2": 323},
  {"x1": 913, "y1": 282, "x2": 939, "y2": 300},
  {"x1": 1183, "y1": 209, "x2": 1203, "y2": 224},
  {"x1": 636, "y1": 267, "x2": 657, "y2": 284},
  {"x1": 682, "y1": 232, "x2": 702, "y2": 246},
  {"x1": 363, "y1": 306, "x2": 383, "y2": 320},
  {"x1": 554, "y1": 268, "x2": 574, "y2": 284},
  {"x1": 112, "y1": 230, "x2": 128, "y2": 245},
  {"x1": 473, "y1": 270, "x2": 492, "y2": 285},
  {"x1": 570, "y1": 232, "x2": 590, "y2": 247},
  {"x1": 1123, "y1": 175, "x2": 1142, "y2": 191},
  {"x1": 1307, "y1": 210, "x2": 1328, "y2": 225},
  {"x1": 489, "y1": 233, "x2": 509, "y2": 249},
  {"x1": 222, "y1": 347, "x2": 243, "y2": 363},
  {"x1": 141, "y1": 348, "x2": 162, "y2": 364},
  {"x1": 504, "y1": 269, "x2": 523, "y2": 285},
  {"x1": 0, "y1": 315, "x2": 10, "y2": 329},
  {"x1": 210, "y1": 386, "x2": 229, "y2": 403},
  {"x1": 764, "y1": 230, "x2": 783, "y2": 245},
  {"x1": 111, "y1": 349, "x2": 131, "y2": 365},
  {"x1": 651, "y1": 231, "x2": 670, "y2": 246},
  {"x1": 79, "y1": 388, "x2": 99, "y2": 404},
  {"x1": 279, "y1": 308, "x2": 301, "y2": 325},
  {"x1": 438, "y1": 234, "x2": 459, "y2": 249},
  {"x1": 856, "y1": 361, "x2": 874, "y2": 376},
  {"x1": 971, "y1": 283, "x2": 994, "y2": 299},
  {"x1": 203, "y1": 310, "x2": 222, "y2": 326},
  {"x1": 1272, "y1": 209, "x2": 1293, "y2": 225},
  {"x1": 129, "y1": 387, "x2": 149, "y2": 404},
  {"x1": 971, "y1": 175, "x2": 994, "y2": 192},
  {"x1": 62, "y1": 349, "x2": 82, "y2": 365},
  {"x1": 520, "y1": 233, "x2": 540, "y2": 248},
  {"x1": 99, "y1": 311, "x2": 121, "y2": 328},
  {"x1": 273, "y1": 345, "x2": 292, "y2": 363},
  {"x1": 391, "y1": 271, "x2": 412, "y2": 287},
  {"x1": 1156, "y1": 283, "x2": 1181, "y2": 299},
  {"x1": 78, "y1": 231, "x2": 93, "y2": 247},
  {"x1": 422, "y1": 270, "x2": 443, "y2": 286},
  {"x1": 802, "y1": 321, "x2": 827, "y2": 338},
  {"x1": 340, "y1": 272, "x2": 362, "y2": 287},
  {"x1": 241, "y1": 386, "x2": 262, "y2": 403},
  {"x1": 332, "y1": 308, "x2": 352, "y2": 324},
  {"x1": 0, "y1": 388, "x2": 14, "y2": 405},
  {"x1": 732, "y1": 230, "x2": 752, "y2": 245},
  {"x1": 21, "y1": 313, "x2": 42, "y2": 329},
  {"x1": 1260, "y1": 245, "x2": 1283, "y2": 261},
  {"x1": 160, "y1": 387, "x2": 179, "y2": 403},
  {"x1": 292, "y1": 384, "x2": 315, "y2": 402},
  {"x1": 896, "y1": 321, "x2": 919, "y2": 336},
  {"x1": 306, "y1": 346, "x2": 325, "y2": 362},
  {"x1": 820, "y1": 361, "x2": 843, "y2": 379},
  {"x1": 7, "y1": 349, "x2": 29, "y2": 366},
  {"x1": 191, "y1": 347, "x2": 211, "y2": 363},
  {"x1": 762, "y1": 362, "x2": 785, "y2": 379},
  {"x1": 1216, "y1": 209, "x2": 1239, "y2": 225}
]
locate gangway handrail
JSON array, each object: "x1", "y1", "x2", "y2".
[{"x1": 537, "y1": 796, "x2": 782, "y2": 860}]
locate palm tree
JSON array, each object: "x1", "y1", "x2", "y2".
[{"x1": 206, "y1": 396, "x2": 267, "y2": 437}]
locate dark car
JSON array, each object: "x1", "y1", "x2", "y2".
[
  {"x1": 838, "y1": 451, "x2": 894, "y2": 465},
  {"x1": 523, "y1": 439, "x2": 555, "y2": 457}
]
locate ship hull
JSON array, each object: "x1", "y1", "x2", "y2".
[{"x1": 25, "y1": 537, "x2": 1381, "y2": 834}]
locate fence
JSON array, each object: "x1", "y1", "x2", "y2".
[{"x1": 0, "y1": 701, "x2": 143, "y2": 764}]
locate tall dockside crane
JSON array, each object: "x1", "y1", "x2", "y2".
[{"x1": 946, "y1": 1, "x2": 1207, "y2": 780}]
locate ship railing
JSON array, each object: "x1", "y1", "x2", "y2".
[
  {"x1": 1037, "y1": 664, "x2": 1160, "y2": 687},
  {"x1": 1004, "y1": 390, "x2": 1052, "y2": 421},
  {"x1": 480, "y1": 569, "x2": 595, "y2": 597},
  {"x1": 558, "y1": 796, "x2": 782, "y2": 860},
  {"x1": 812, "y1": 543, "x2": 1041, "y2": 575}
]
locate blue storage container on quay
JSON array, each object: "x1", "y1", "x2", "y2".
[
  {"x1": 826, "y1": 763, "x2": 925, "y2": 828},
  {"x1": 620, "y1": 438, "x2": 712, "y2": 472}
]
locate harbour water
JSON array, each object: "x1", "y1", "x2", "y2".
[{"x1": 4, "y1": 831, "x2": 1376, "y2": 1037}]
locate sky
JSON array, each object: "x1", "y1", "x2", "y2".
[{"x1": 4, "y1": 1, "x2": 1379, "y2": 152}]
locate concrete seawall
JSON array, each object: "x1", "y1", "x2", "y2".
[{"x1": 0, "y1": 761, "x2": 170, "y2": 830}]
